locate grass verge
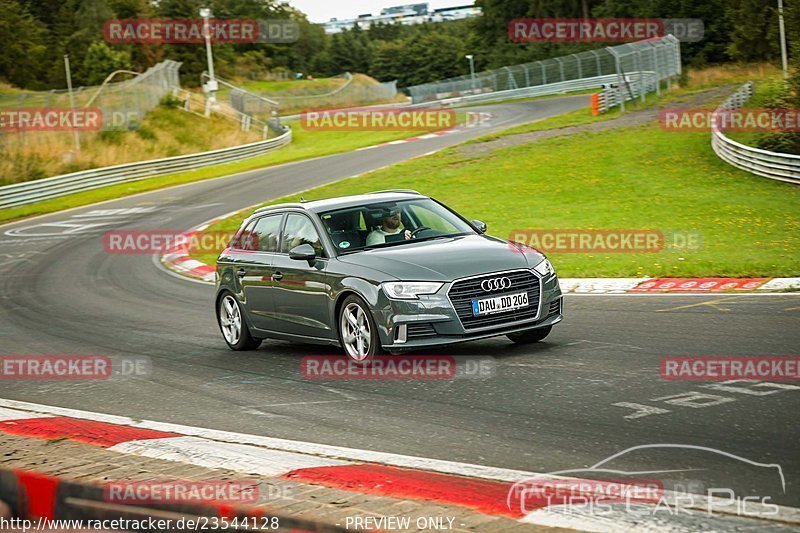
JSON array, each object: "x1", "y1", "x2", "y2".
[{"x1": 193, "y1": 112, "x2": 798, "y2": 277}]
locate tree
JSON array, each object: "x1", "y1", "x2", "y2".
[
  {"x1": 371, "y1": 41, "x2": 408, "y2": 83},
  {"x1": 370, "y1": 27, "x2": 468, "y2": 87},
  {"x1": 329, "y1": 26, "x2": 372, "y2": 73},
  {"x1": 726, "y1": 0, "x2": 780, "y2": 62},
  {"x1": 83, "y1": 41, "x2": 132, "y2": 85},
  {"x1": 0, "y1": 0, "x2": 47, "y2": 89}
]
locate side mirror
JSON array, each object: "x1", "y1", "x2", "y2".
[
  {"x1": 289, "y1": 243, "x2": 316, "y2": 262},
  {"x1": 471, "y1": 219, "x2": 487, "y2": 234}
]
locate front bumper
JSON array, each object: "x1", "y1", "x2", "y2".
[{"x1": 373, "y1": 271, "x2": 562, "y2": 351}]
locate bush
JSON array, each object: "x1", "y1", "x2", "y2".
[
  {"x1": 751, "y1": 80, "x2": 800, "y2": 155},
  {"x1": 98, "y1": 130, "x2": 125, "y2": 145},
  {"x1": 1, "y1": 151, "x2": 47, "y2": 185},
  {"x1": 160, "y1": 94, "x2": 182, "y2": 109},
  {"x1": 135, "y1": 126, "x2": 157, "y2": 141}
]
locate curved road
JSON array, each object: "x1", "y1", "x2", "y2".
[{"x1": 1, "y1": 95, "x2": 798, "y2": 508}]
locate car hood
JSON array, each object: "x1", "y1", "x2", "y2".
[{"x1": 336, "y1": 234, "x2": 545, "y2": 281}]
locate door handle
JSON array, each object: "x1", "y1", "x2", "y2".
[
  {"x1": 272, "y1": 271, "x2": 284, "y2": 281},
  {"x1": 237, "y1": 268, "x2": 246, "y2": 278}
]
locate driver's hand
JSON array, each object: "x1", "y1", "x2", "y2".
[{"x1": 404, "y1": 229, "x2": 412, "y2": 240}]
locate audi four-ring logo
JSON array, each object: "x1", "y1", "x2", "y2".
[{"x1": 481, "y1": 277, "x2": 511, "y2": 292}]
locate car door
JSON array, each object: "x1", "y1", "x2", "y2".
[
  {"x1": 269, "y1": 213, "x2": 333, "y2": 341},
  {"x1": 237, "y1": 213, "x2": 283, "y2": 332}
]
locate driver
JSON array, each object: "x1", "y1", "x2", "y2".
[{"x1": 366, "y1": 207, "x2": 411, "y2": 246}]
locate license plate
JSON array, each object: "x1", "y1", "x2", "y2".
[{"x1": 471, "y1": 291, "x2": 529, "y2": 316}]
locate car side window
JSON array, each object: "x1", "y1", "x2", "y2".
[
  {"x1": 281, "y1": 214, "x2": 324, "y2": 256},
  {"x1": 251, "y1": 215, "x2": 282, "y2": 253},
  {"x1": 230, "y1": 220, "x2": 257, "y2": 250}
]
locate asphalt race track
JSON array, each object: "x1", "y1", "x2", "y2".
[{"x1": 1, "y1": 95, "x2": 799, "y2": 509}]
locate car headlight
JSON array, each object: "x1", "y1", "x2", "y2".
[
  {"x1": 382, "y1": 281, "x2": 443, "y2": 299},
  {"x1": 533, "y1": 258, "x2": 554, "y2": 277}
]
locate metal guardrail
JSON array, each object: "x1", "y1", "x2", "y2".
[
  {"x1": 432, "y1": 73, "x2": 655, "y2": 108},
  {"x1": 711, "y1": 82, "x2": 800, "y2": 185},
  {"x1": 592, "y1": 71, "x2": 660, "y2": 113},
  {"x1": 0, "y1": 127, "x2": 292, "y2": 209}
]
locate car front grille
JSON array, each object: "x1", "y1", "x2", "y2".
[
  {"x1": 448, "y1": 270, "x2": 541, "y2": 331},
  {"x1": 406, "y1": 323, "x2": 438, "y2": 339}
]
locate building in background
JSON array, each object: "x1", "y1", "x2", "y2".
[{"x1": 324, "y1": 2, "x2": 480, "y2": 34}]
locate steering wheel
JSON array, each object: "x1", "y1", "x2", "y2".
[{"x1": 410, "y1": 226, "x2": 430, "y2": 238}]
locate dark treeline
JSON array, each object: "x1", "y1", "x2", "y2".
[{"x1": 0, "y1": 0, "x2": 795, "y2": 91}]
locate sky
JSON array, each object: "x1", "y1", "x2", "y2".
[{"x1": 286, "y1": 0, "x2": 474, "y2": 23}]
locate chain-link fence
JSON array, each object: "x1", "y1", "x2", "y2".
[
  {"x1": 203, "y1": 73, "x2": 280, "y2": 125},
  {"x1": 265, "y1": 73, "x2": 399, "y2": 115},
  {"x1": 407, "y1": 35, "x2": 681, "y2": 104},
  {"x1": 87, "y1": 60, "x2": 182, "y2": 129},
  {"x1": 0, "y1": 60, "x2": 181, "y2": 137},
  {"x1": 172, "y1": 85, "x2": 280, "y2": 139},
  {"x1": 205, "y1": 72, "x2": 400, "y2": 118},
  {"x1": 0, "y1": 60, "x2": 181, "y2": 151}
]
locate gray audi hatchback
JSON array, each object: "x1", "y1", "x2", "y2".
[{"x1": 215, "y1": 191, "x2": 562, "y2": 361}]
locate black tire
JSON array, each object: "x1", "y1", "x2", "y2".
[
  {"x1": 338, "y1": 294, "x2": 383, "y2": 362},
  {"x1": 217, "y1": 292, "x2": 262, "y2": 351},
  {"x1": 507, "y1": 326, "x2": 552, "y2": 345}
]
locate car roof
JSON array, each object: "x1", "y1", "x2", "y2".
[{"x1": 251, "y1": 191, "x2": 428, "y2": 217}]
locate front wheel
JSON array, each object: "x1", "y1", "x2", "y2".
[
  {"x1": 218, "y1": 293, "x2": 262, "y2": 351},
  {"x1": 507, "y1": 326, "x2": 552, "y2": 344},
  {"x1": 338, "y1": 294, "x2": 382, "y2": 362}
]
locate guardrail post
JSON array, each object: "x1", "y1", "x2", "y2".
[
  {"x1": 590, "y1": 50, "x2": 601, "y2": 76},
  {"x1": 651, "y1": 45, "x2": 661, "y2": 96},
  {"x1": 572, "y1": 54, "x2": 582, "y2": 80},
  {"x1": 607, "y1": 47, "x2": 625, "y2": 111}
]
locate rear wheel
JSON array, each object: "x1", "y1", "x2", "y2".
[
  {"x1": 507, "y1": 326, "x2": 552, "y2": 344},
  {"x1": 338, "y1": 294, "x2": 382, "y2": 362},
  {"x1": 218, "y1": 293, "x2": 262, "y2": 351}
]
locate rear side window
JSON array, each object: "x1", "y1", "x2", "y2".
[
  {"x1": 281, "y1": 214, "x2": 324, "y2": 256},
  {"x1": 251, "y1": 215, "x2": 283, "y2": 252},
  {"x1": 230, "y1": 220, "x2": 257, "y2": 250}
]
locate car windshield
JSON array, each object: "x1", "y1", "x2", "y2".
[{"x1": 318, "y1": 198, "x2": 475, "y2": 253}]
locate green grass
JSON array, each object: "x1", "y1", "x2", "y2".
[
  {"x1": 194, "y1": 121, "x2": 799, "y2": 277},
  {"x1": 0, "y1": 119, "x2": 461, "y2": 224}
]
